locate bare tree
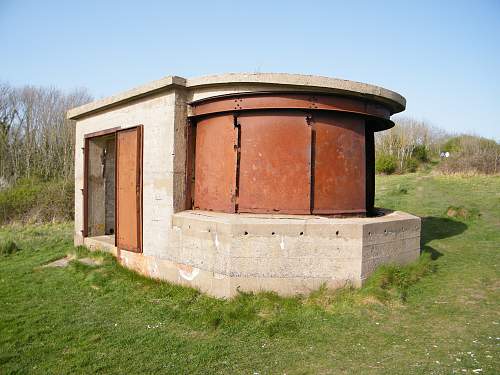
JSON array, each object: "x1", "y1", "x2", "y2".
[
  {"x1": 0, "y1": 82, "x2": 92, "y2": 184},
  {"x1": 375, "y1": 117, "x2": 448, "y2": 171}
]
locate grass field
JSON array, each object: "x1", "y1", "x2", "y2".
[{"x1": 1, "y1": 174, "x2": 499, "y2": 374}]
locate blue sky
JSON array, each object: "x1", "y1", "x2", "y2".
[{"x1": 1, "y1": 0, "x2": 499, "y2": 140}]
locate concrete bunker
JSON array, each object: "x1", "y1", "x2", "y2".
[{"x1": 69, "y1": 73, "x2": 421, "y2": 298}]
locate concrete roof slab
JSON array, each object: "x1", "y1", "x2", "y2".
[{"x1": 67, "y1": 73, "x2": 406, "y2": 120}]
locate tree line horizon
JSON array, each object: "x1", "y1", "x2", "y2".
[{"x1": 1, "y1": 81, "x2": 499, "y2": 188}]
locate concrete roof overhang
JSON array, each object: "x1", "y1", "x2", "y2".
[{"x1": 67, "y1": 73, "x2": 406, "y2": 120}]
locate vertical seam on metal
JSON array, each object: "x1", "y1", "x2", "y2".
[
  {"x1": 137, "y1": 125, "x2": 144, "y2": 253},
  {"x1": 234, "y1": 114, "x2": 241, "y2": 213},
  {"x1": 308, "y1": 114, "x2": 316, "y2": 214}
]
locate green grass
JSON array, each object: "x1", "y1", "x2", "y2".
[{"x1": 1, "y1": 174, "x2": 499, "y2": 374}]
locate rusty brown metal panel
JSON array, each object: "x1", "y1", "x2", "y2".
[
  {"x1": 116, "y1": 127, "x2": 142, "y2": 252},
  {"x1": 194, "y1": 114, "x2": 237, "y2": 212},
  {"x1": 191, "y1": 94, "x2": 316, "y2": 115},
  {"x1": 190, "y1": 93, "x2": 391, "y2": 122},
  {"x1": 237, "y1": 111, "x2": 311, "y2": 214},
  {"x1": 312, "y1": 113, "x2": 366, "y2": 214}
]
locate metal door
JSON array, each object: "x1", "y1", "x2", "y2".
[
  {"x1": 237, "y1": 111, "x2": 311, "y2": 214},
  {"x1": 116, "y1": 126, "x2": 143, "y2": 252},
  {"x1": 313, "y1": 113, "x2": 366, "y2": 214},
  {"x1": 194, "y1": 115, "x2": 238, "y2": 213}
]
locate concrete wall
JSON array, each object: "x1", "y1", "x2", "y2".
[
  {"x1": 84, "y1": 210, "x2": 420, "y2": 298},
  {"x1": 360, "y1": 215, "x2": 421, "y2": 280},
  {"x1": 74, "y1": 88, "x2": 188, "y2": 262}
]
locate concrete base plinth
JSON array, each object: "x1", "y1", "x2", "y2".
[{"x1": 78, "y1": 209, "x2": 421, "y2": 298}]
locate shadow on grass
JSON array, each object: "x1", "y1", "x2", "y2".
[{"x1": 420, "y1": 216, "x2": 468, "y2": 259}]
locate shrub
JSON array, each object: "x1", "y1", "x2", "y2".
[
  {"x1": 438, "y1": 135, "x2": 500, "y2": 175},
  {"x1": 0, "y1": 178, "x2": 74, "y2": 224},
  {"x1": 442, "y1": 137, "x2": 462, "y2": 153},
  {"x1": 412, "y1": 145, "x2": 429, "y2": 162},
  {"x1": 375, "y1": 154, "x2": 397, "y2": 174},
  {"x1": 404, "y1": 158, "x2": 419, "y2": 173},
  {"x1": 0, "y1": 179, "x2": 41, "y2": 223},
  {"x1": 0, "y1": 240, "x2": 20, "y2": 256}
]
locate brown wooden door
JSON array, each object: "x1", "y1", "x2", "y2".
[{"x1": 116, "y1": 126, "x2": 143, "y2": 252}]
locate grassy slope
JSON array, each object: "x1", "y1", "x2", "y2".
[{"x1": 0, "y1": 174, "x2": 499, "y2": 374}]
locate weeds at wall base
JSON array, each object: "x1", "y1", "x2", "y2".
[{"x1": 303, "y1": 252, "x2": 436, "y2": 310}]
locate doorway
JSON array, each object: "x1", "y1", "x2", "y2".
[{"x1": 84, "y1": 126, "x2": 143, "y2": 252}]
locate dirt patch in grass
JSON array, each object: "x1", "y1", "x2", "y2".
[
  {"x1": 446, "y1": 205, "x2": 481, "y2": 220},
  {"x1": 41, "y1": 257, "x2": 71, "y2": 268}
]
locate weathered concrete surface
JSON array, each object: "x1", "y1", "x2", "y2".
[
  {"x1": 186, "y1": 73, "x2": 406, "y2": 113},
  {"x1": 81, "y1": 210, "x2": 420, "y2": 298},
  {"x1": 42, "y1": 257, "x2": 71, "y2": 268},
  {"x1": 78, "y1": 257, "x2": 101, "y2": 266},
  {"x1": 41, "y1": 256, "x2": 102, "y2": 268},
  {"x1": 67, "y1": 76, "x2": 187, "y2": 119},
  {"x1": 74, "y1": 89, "x2": 189, "y2": 260},
  {"x1": 83, "y1": 235, "x2": 116, "y2": 255}
]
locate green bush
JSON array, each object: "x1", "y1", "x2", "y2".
[
  {"x1": 442, "y1": 137, "x2": 462, "y2": 153},
  {"x1": 412, "y1": 145, "x2": 429, "y2": 162},
  {"x1": 439, "y1": 135, "x2": 500, "y2": 175},
  {"x1": 0, "y1": 239, "x2": 20, "y2": 256},
  {"x1": 404, "y1": 158, "x2": 419, "y2": 173},
  {"x1": 0, "y1": 178, "x2": 74, "y2": 224},
  {"x1": 0, "y1": 179, "x2": 41, "y2": 223},
  {"x1": 375, "y1": 154, "x2": 397, "y2": 174}
]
